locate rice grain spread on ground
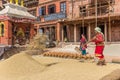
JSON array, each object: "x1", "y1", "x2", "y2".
[{"x1": 0, "y1": 52, "x2": 120, "y2": 80}]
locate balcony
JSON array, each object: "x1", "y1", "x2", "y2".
[
  {"x1": 44, "y1": 12, "x2": 66, "y2": 21},
  {"x1": 79, "y1": 4, "x2": 114, "y2": 18},
  {"x1": 89, "y1": 0, "x2": 115, "y2": 7}
]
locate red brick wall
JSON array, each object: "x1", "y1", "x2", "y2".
[
  {"x1": 111, "y1": 21, "x2": 120, "y2": 41},
  {"x1": 67, "y1": 0, "x2": 89, "y2": 19},
  {"x1": 67, "y1": 0, "x2": 120, "y2": 19},
  {"x1": 0, "y1": 20, "x2": 11, "y2": 45},
  {"x1": 0, "y1": 21, "x2": 35, "y2": 45},
  {"x1": 38, "y1": 0, "x2": 68, "y2": 22},
  {"x1": 37, "y1": 0, "x2": 68, "y2": 41},
  {"x1": 8, "y1": 21, "x2": 12, "y2": 45},
  {"x1": 113, "y1": 0, "x2": 120, "y2": 13}
]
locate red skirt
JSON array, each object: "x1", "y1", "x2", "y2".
[{"x1": 95, "y1": 46, "x2": 104, "y2": 59}]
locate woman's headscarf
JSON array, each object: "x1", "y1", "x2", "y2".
[
  {"x1": 94, "y1": 27, "x2": 104, "y2": 38},
  {"x1": 95, "y1": 27, "x2": 101, "y2": 33}
]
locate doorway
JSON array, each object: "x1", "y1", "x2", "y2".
[
  {"x1": 63, "y1": 26, "x2": 68, "y2": 41},
  {"x1": 98, "y1": 24, "x2": 104, "y2": 34},
  {"x1": 80, "y1": 26, "x2": 87, "y2": 40},
  {"x1": 39, "y1": 28, "x2": 44, "y2": 34},
  {"x1": 50, "y1": 27, "x2": 56, "y2": 41}
]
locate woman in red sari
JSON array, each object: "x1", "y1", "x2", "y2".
[{"x1": 89, "y1": 27, "x2": 106, "y2": 65}]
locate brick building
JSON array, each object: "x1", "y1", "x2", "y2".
[
  {"x1": 23, "y1": 0, "x2": 38, "y2": 34},
  {"x1": 34, "y1": 0, "x2": 120, "y2": 42},
  {"x1": 24, "y1": 0, "x2": 38, "y2": 16},
  {"x1": 0, "y1": 1, "x2": 36, "y2": 45},
  {"x1": 36, "y1": 0, "x2": 68, "y2": 41},
  {"x1": 60, "y1": 0, "x2": 120, "y2": 42}
]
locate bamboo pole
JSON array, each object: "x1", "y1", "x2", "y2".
[
  {"x1": 71, "y1": 0, "x2": 74, "y2": 18},
  {"x1": 81, "y1": 0, "x2": 84, "y2": 34},
  {"x1": 108, "y1": 0, "x2": 111, "y2": 42},
  {"x1": 74, "y1": 24, "x2": 77, "y2": 42},
  {"x1": 95, "y1": 0, "x2": 97, "y2": 27}
]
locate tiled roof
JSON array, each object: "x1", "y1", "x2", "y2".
[{"x1": 0, "y1": 3, "x2": 36, "y2": 19}]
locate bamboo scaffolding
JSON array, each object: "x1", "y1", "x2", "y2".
[{"x1": 81, "y1": 0, "x2": 84, "y2": 34}]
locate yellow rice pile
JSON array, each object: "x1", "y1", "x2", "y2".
[
  {"x1": 0, "y1": 53, "x2": 120, "y2": 80},
  {"x1": 0, "y1": 52, "x2": 45, "y2": 79}
]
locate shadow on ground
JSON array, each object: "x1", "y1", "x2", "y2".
[
  {"x1": 100, "y1": 69, "x2": 120, "y2": 80},
  {"x1": 45, "y1": 62, "x2": 59, "y2": 67}
]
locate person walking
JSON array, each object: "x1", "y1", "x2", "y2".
[
  {"x1": 80, "y1": 34, "x2": 87, "y2": 56},
  {"x1": 88, "y1": 27, "x2": 106, "y2": 65}
]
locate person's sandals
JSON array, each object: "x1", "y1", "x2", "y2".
[{"x1": 97, "y1": 60, "x2": 106, "y2": 66}]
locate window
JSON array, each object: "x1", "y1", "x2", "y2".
[
  {"x1": 80, "y1": 6, "x2": 86, "y2": 16},
  {"x1": 48, "y1": 4, "x2": 56, "y2": 14},
  {"x1": 39, "y1": 6, "x2": 46, "y2": 16},
  {"x1": 0, "y1": 22, "x2": 4, "y2": 37},
  {"x1": 41, "y1": 6, "x2": 46, "y2": 15},
  {"x1": 60, "y1": 2, "x2": 66, "y2": 13}
]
